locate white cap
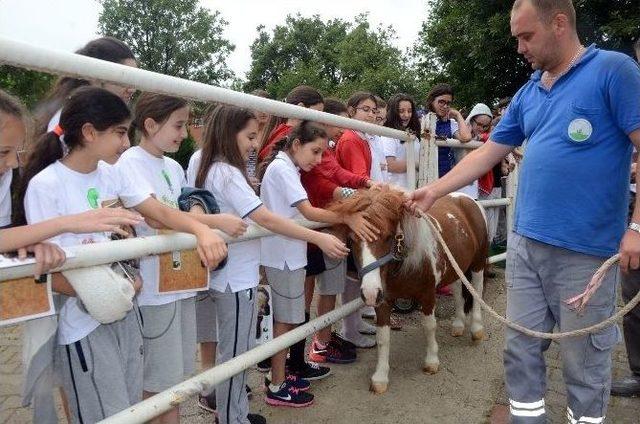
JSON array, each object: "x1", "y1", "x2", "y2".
[{"x1": 465, "y1": 103, "x2": 493, "y2": 124}]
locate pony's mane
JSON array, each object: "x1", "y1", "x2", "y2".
[{"x1": 328, "y1": 187, "x2": 407, "y2": 236}]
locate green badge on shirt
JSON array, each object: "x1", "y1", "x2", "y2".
[
  {"x1": 87, "y1": 188, "x2": 99, "y2": 209},
  {"x1": 568, "y1": 118, "x2": 593, "y2": 142}
]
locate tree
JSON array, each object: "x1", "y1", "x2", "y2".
[
  {"x1": 414, "y1": 0, "x2": 640, "y2": 109},
  {"x1": 0, "y1": 66, "x2": 54, "y2": 108},
  {"x1": 244, "y1": 14, "x2": 421, "y2": 101},
  {"x1": 98, "y1": 0, "x2": 235, "y2": 85}
]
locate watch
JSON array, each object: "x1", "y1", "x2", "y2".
[{"x1": 628, "y1": 222, "x2": 640, "y2": 234}]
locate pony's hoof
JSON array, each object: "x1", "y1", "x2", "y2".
[
  {"x1": 451, "y1": 325, "x2": 465, "y2": 337},
  {"x1": 370, "y1": 381, "x2": 388, "y2": 394},
  {"x1": 471, "y1": 329, "x2": 485, "y2": 342},
  {"x1": 422, "y1": 363, "x2": 439, "y2": 374}
]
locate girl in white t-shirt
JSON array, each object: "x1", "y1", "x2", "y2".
[
  {"x1": 258, "y1": 121, "x2": 378, "y2": 408},
  {"x1": 118, "y1": 92, "x2": 248, "y2": 423},
  {"x1": 192, "y1": 105, "x2": 350, "y2": 424},
  {"x1": 1, "y1": 89, "x2": 143, "y2": 276},
  {"x1": 18, "y1": 87, "x2": 227, "y2": 423},
  {"x1": 382, "y1": 94, "x2": 422, "y2": 190}
]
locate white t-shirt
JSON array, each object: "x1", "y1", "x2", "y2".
[
  {"x1": 117, "y1": 146, "x2": 195, "y2": 306},
  {"x1": 365, "y1": 134, "x2": 388, "y2": 183},
  {"x1": 202, "y1": 161, "x2": 262, "y2": 293},
  {"x1": 0, "y1": 171, "x2": 12, "y2": 226},
  {"x1": 260, "y1": 151, "x2": 308, "y2": 271},
  {"x1": 186, "y1": 149, "x2": 201, "y2": 187},
  {"x1": 24, "y1": 161, "x2": 152, "y2": 345},
  {"x1": 382, "y1": 136, "x2": 420, "y2": 189}
]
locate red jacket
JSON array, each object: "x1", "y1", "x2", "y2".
[
  {"x1": 258, "y1": 123, "x2": 292, "y2": 162},
  {"x1": 335, "y1": 130, "x2": 372, "y2": 179},
  {"x1": 301, "y1": 149, "x2": 369, "y2": 208}
]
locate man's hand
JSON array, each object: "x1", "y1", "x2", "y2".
[
  {"x1": 619, "y1": 229, "x2": 640, "y2": 272},
  {"x1": 404, "y1": 186, "x2": 439, "y2": 215}
]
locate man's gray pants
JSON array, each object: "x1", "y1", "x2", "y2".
[
  {"x1": 214, "y1": 287, "x2": 256, "y2": 424},
  {"x1": 505, "y1": 233, "x2": 621, "y2": 423}
]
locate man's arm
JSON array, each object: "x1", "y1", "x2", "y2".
[
  {"x1": 618, "y1": 128, "x2": 640, "y2": 272},
  {"x1": 408, "y1": 140, "x2": 514, "y2": 211}
]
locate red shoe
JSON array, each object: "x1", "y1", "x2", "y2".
[{"x1": 436, "y1": 285, "x2": 452, "y2": 296}]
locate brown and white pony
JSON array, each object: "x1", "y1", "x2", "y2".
[{"x1": 329, "y1": 187, "x2": 489, "y2": 394}]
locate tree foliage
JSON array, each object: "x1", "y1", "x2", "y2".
[
  {"x1": 98, "y1": 0, "x2": 235, "y2": 85},
  {"x1": 0, "y1": 66, "x2": 54, "y2": 108},
  {"x1": 414, "y1": 0, "x2": 640, "y2": 108},
  {"x1": 244, "y1": 14, "x2": 422, "y2": 101}
]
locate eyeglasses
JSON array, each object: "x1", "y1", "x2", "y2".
[
  {"x1": 436, "y1": 99, "x2": 452, "y2": 107},
  {"x1": 356, "y1": 106, "x2": 378, "y2": 115}
]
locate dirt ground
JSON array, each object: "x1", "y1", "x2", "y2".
[
  {"x1": 6, "y1": 268, "x2": 638, "y2": 423},
  {"x1": 181, "y1": 271, "x2": 509, "y2": 424}
]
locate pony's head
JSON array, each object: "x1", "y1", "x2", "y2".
[{"x1": 329, "y1": 186, "x2": 409, "y2": 306}]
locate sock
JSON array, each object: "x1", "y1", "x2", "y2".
[
  {"x1": 269, "y1": 382, "x2": 284, "y2": 393},
  {"x1": 288, "y1": 312, "x2": 310, "y2": 370}
]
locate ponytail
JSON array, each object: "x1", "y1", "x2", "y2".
[
  {"x1": 257, "y1": 136, "x2": 291, "y2": 182},
  {"x1": 12, "y1": 131, "x2": 65, "y2": 225}
]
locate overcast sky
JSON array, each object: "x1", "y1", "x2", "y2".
[{"x1": 0, "y1": 0, "x2": 427, "y2": 78}]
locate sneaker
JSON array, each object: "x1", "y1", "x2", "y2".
[
  {"x1": 265, "y1": 381, "x2": 314, "y2": 408},
  {"x1": 358, "y1": 320, "x2": 377, "y2": 335},
  {"x1": 339, "y1": 332, "x2": 376, "y2": 348},
  {"x1": 256, "y1": 358, "x2": 271, "y2": 373},
  {"x1": 289, "y1": 361, "x2": 331, "y2": 381},
  {"x1": 264, "y1": 374, "x2": 311, "y2": 392},
  {"x1": 390, "y1": 313, "x2": 403, "y2": 331},
  {"x1": 248, "y1": 413, "x2": 267, "y2": 424},
  {"x1": 309, "y1": 338, "x2": 357, "y2": 364},
  {"x1": 331, "y1": 332, "x2": 357, "y2": 351},
  {"x1": 197, "y1": 392, "x2": 217, "y2": 414}
]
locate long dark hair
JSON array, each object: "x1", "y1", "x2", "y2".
[
  {"x1": 195, "y1": 105, "x2": 257, "y2": 188},
  {"x1": 257, "y1": 120, "x2": 327, "y2": 182},
  {"x1": 385, "y1": 93, "x2": 421, "y2": 141},
  {"x1": 260, "y1": 85, "x2": 324, "y2": 149},
  {"x1": 133, "y1": 93, "x2": 189, "y2": 137},
  {"x1": 14, "y1": 87, "x2": 131, "y2": 225},
  {"x1": 34, "y1": 37, "x2": 135, "y2": 134}
]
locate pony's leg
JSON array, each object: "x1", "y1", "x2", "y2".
[
  {"x1": 470, "y1": 270, "x2": 485, "y2": 342},
  {"x1": 451, "y1": 280, "x2": 466, "y2": 337},
  {"x1": 370, "y1": 302, "x2": 391, "y2": 394},
  {"x1": 422, "y1": 308, "x2": 439, "y2": 374}
]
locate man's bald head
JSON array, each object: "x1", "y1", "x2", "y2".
[{"x1": 512, "y1": 0, "x2": 577, "y2": 29}]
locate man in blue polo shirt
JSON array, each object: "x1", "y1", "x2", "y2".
[{"x1": 409, "y1": 0, "x2": 640, "y2": 423}]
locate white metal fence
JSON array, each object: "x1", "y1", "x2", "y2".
[{"x1": 0, "y1": 37, "x2": 517, "y2": 423}]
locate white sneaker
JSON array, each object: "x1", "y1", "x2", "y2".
[
  {"x1": 358, "y1": 320, "x2": 377, "y2": 335},
  {"x1": 361, "y1": 306, "x2": 376, "y2": 319},
  {"x1": 340, "y1": 332, "x2": 376, "y2": 348}
]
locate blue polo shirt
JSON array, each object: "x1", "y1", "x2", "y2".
[{"x1": 492, "y1": 45, "x2": 640, "y2": 257}]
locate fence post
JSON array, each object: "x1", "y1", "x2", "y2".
[{"x1": 418, "y1": 112, "x2": 439, "y2": 188}]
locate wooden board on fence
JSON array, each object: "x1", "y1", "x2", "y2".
[
  {"x1": 0, "y1": 276, "x2": 53, "y2": 325},
  {"x1": 158, "y1": 230, "x2": 209, "y2": 294}
]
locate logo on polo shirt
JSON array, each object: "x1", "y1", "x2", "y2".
[{"x1": 568, "y1": 119, "x2": 592, "y2": 142}]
